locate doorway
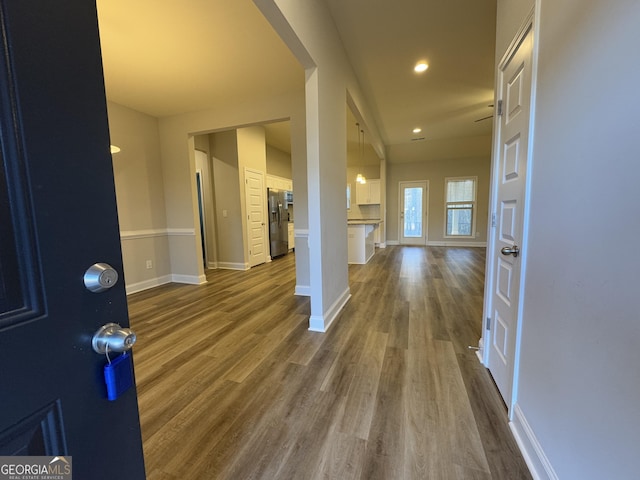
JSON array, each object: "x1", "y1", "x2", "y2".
[
  {"x1": 195, "y1": 170, "x2": 207, "y2": 269},
  {"x1": 399, "y1": 181, "x2": 428, "y2": 245}
]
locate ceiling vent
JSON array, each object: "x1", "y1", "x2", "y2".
[{"x1": 411, "y1": 137, "x2": 426, "y2": 142}]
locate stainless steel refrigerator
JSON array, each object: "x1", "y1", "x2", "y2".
[{"x1": 268, "y1": 188, "x2": 289, "y2": 258}]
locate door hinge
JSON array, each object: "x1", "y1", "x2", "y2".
[
  {"x1": 497, "y1": 100, "x2": 503, "y2": 116},
  {"x1": 491, "y1": 213, "x2": 497, "y2": 228},
  {"x1": 486, "y1": 317, "x2": 491, "y2": 330}
]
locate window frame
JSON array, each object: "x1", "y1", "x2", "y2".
[{"x1": 444, "y1": 176, "x2": 477, "y2": 238}]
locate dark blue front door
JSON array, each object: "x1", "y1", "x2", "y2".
[{"x1": 0, "y1": 1, "x2": 146, "y2": 478}]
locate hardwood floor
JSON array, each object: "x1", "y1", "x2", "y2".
[{"x1": 127, "y1": 246, "x2": 532, "y2": 479}]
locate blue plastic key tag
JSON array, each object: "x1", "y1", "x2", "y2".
[{"x1": 104, "y1": 351, "x2": 134, "y2": 401}]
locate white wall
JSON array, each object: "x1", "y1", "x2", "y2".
[
  {"x1": 266, "y1": 145, "x2": 292, "y2": 179},
  {"x1": 386, "y1": 157, "x2": 491, "y2": 245},
  {"x1": 495, "y1": 0, "x2": 534, "y2": 59},
  {"x1": 237, "y1": 125, "x2": 268, "y2": 266},
  {"x1": 156, "y1": 89, "x2": 306, "y2": 284},
  {"x1": 255, "y1": 0, "x2": 386, "y2": 331},
  {"x1": 498, "y1": 1, "x2": 640, "y2": 478},
  {"x1": 107, "y1": 102, "x2": 172, "y2": 293},
  {"x1": 210, "y1": 130, "x2": 245, "y2": 267}
]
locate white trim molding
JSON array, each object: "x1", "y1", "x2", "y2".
[
  {"x1": 172, "y1": 274, "x2": 207, "y2": 285},
  {"x1": 510, "y1": 404, "x2": 558, "y2": 480},
  {"x1": 386, "y1": 240, "x2": 485, "y2": 247},
  {"x1": 120, "y1": 228, "x2": 196, "y2": 240},
  {"x1": 126, "y1": 273, "x2": 206, "y2": 295},
  {"x1": 120, "y1": 229, "x2": 166, "y2": 240},
  {"x1": 308, "y1": 287, "x2": 351, "y2": 333},
  {"x1": 427, "y1": 241, "x2": 487, "y2": 247},
  {"x1": 217, "y1": 262, "x2": 250, "y2": 271},
  {"x1": 126, "y1": 275, "x2": 172, "y2": 295},
  {"x1": 295, "y1": 285, "x2": 310, "y2": 296},
  {"x1": 166, "y1": 228, "x2": 196, "y2": 236}
]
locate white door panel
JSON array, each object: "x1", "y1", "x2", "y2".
[
  {"x1": 245, "y1": 168, "x2": 267, "y2": 267},
  {"x1": 487, "y1": 25, "x2": 533, "y2": 407}
]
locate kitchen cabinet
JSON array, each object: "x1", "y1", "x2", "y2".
[
  {"x1": 347, "y1": 224, "x2": 375, "y2": 264},
  {"x1": 374, "y1": 221, "x2": 384, "y2": 245},
  {"x1": 347, "y1": 220, "x2": 380, "y2": 264},
  {"x1": 356, "y1": 179, "x2": 381, "y2": 205},
  {"x1": 266, "y1": 174, "x2": 293, "y2": 191}
]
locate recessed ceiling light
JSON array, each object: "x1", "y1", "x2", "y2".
[
  {"x1": 412, "y1": 127, "x2": 422, "y2": 134},
  {"x1": 110, "y1": 145, "x2": 121, "y2": 154},
  {"x1": 414, "y1": 62, "x2": 429, "y2": 73}
]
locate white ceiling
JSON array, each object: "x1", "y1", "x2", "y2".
[{"x1": 97, "y1": 0, "x2": 497, "y2": 163}]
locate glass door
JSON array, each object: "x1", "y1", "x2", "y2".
[{"x1": 400, "y1": 181, "x2": 428, "y2": 245}]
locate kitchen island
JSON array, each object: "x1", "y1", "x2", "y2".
[{"x1": 347, "y1": 219, "x2": 382, "y2": 264}]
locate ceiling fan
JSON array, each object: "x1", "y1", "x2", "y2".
[{"x1": 474, "y1": 104, "x2": 495, "y2": 123}]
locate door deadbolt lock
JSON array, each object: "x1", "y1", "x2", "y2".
[
  {"x1": 92, "y1": 323, "x2": 137, "y2": 354},
  {"x1": 84, "y1": 263, "x2": 118, "y2": 293}
]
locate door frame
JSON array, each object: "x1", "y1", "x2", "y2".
[
  {"x1": 398, "y1": 180, "x2": 429, "y2": 245},
  {"x1": 195, "y1": 168, "x2": 208, "y2": 268},
  {"x1": 480, "y1": 8, "x2": 538, "y2": 416}
]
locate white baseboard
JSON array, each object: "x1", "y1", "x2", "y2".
[
  {"x1": 510, "y1": 404, "x2": 558, "y2": 480},
  {"x1": 427, "y1": 240, "x2": 487, "y2": 247},
  {"x1": 207, "y1": 261, "x2": 218, "y2": 269},
  {"x1": 125, "y1": 272, "x2": 206, "y2": 294},
  {"x1": 476, "y1": 336, "x2": 485, "y2": 364},
  {"x1": 171, "y1": 274, "x2": 207, "y2": 285},
  {"x1": 217, "y1": 262, "x2": 250, "y2": 271},
  {"x1": 385, "y1": 240, "x2": 486, "y2": 247},
  {"x1": 295, "y1": 285, "x2": 311, "y2": 296},
  {"x1": 308, "y1": 287, "x2": 351, "y2": 333},
  {"x1": 125, "y1": 275, "x2": 172, "y2": 295}
]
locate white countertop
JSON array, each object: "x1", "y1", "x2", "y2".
[{"x1": 347, "y1": 219, "x2": 382, "y2": 225}]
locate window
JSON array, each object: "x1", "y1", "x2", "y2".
[{"x1": 445, "y1": 177, "x2": 476, "y2": 237}]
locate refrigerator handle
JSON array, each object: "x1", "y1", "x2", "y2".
[{"x1": 277, "y1": 203, "x2": 282, "y2": 227}]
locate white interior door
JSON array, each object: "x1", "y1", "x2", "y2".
[
  {"x1": 487, "y1": 25, "x2": 533, "y2": 407},
  {"x1": 245, "y1": 168, "x2": 267, "y2": 267},
  {"x1": 399, "y1": 181, "x2": 428, "y2": 245}
]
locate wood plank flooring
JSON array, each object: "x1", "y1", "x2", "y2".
[{"x1": 127, "y1": 246, "x2": 532, "y2": 479}]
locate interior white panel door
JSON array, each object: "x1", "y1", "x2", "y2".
[
  {"x1": 245, "y1": 168, "x2": 267, "y2": 267},
  {"x1": 487, "y1": 26, "x2": 533, "y2": 407}
]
